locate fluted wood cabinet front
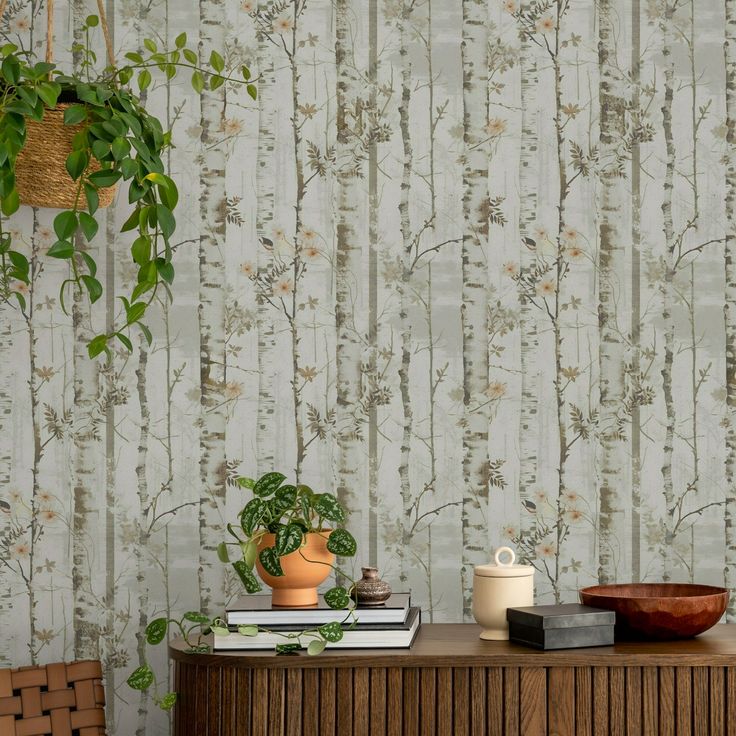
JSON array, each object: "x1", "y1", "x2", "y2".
[{"x1": 170, "y1": 624, "x2": 736, "y2": 735}]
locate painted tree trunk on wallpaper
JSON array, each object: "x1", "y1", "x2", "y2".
[
  {"x1": 71, "y1": 0, "x2": 101, "y2": 661},
  {"x1": 630, "y1": 0, "x2": 642, "y2": 584},
  {"x1": 660, "y1": 2, "x2": 677, "y2": 582},
  {"x1": 197, "y1": 0, "x2": 227, "y2": 617},
  {"x1": 255, "y1": 10, "x2": 276, "y2": 474},
  {"x1": 597, "y1": 0, "x2": 627, "y2": 585},
  {"x1": 518, "y1": 0, "x2": 539, "y2": 566},
  {"x1": 725, "y1": 0, "x2": 736, "y2": 619},
  {"x1": 135, "y1": 342, "x2": 150, "y2": 736},
  {"x1": 3, "y1": 1, "x2": 736, "y2": 733},
  {"x1": 397, "y1": 0, "x2": 414, "y2": 587},
  {"x1": 367, "y1": 0, "x2": 379, "y2": 568},
  {"x1": 460, "y1": 0, "x2": 490, "y2": 617},
  {"x1": 335, "y1": 0, "x2": 365, "y2": 532}
]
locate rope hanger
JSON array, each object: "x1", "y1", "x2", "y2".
[{"x1": 0, "y1": 0, "x2": 115, "y2": 67}]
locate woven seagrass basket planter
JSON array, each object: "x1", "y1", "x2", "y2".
[{"x1": 14, "y1": 103, "x2": 117, "y2": 210}]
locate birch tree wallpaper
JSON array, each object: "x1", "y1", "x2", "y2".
[{"x1": 1, "y1": 0, "x2": 735, "y2": 732}]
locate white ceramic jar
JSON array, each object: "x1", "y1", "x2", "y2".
[{"x1": 472, "y1": 546, "x2": 534, "y2": 640}]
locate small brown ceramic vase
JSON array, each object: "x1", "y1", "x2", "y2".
[{"x1": 353, "y1": 567, "x2": 392, "y2": 606}]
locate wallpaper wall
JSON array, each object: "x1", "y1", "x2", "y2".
[{"x1": 0, "y1": 0, "x2": 735, "y2": 732}]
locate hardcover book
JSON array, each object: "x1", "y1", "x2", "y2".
[
  {"x1": 215, "y1": 606, "x2": 421, "y2": 650},
  {"x1": 226, "y1": 592, "x2": 411, "y2": 626}
]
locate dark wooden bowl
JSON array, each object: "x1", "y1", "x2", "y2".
[{"x1": 579, "y1": 583, "x2": 729, "y2": 640}]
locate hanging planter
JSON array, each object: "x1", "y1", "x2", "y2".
[
  {"x1": 0, "y1": 0, "x2": 257, "y2": 357},
  {"x1": 15, "y1": 103, "x2": 117, "y2": 210}
]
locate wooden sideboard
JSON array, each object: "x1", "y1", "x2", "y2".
[{"x1": 169, "y1": 623, "x2": 736, "y2": 735}]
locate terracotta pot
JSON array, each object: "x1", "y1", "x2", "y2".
[{"x1": 256, "y1": 531, "x2": 334, "y2": 607}]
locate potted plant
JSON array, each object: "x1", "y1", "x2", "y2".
[
  {"x1": 0, "y1": 11, "x2": 256, "y2": 357},
  {"x1": 220, "y1": 471, "x2": 357, "y2": 607},
  {"x1": 128, "y1": 471, "x2": 360, "y2": 709}
]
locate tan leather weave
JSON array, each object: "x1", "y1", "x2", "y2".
[{"x1": 0, "y1": 660, "x2": 106, "y2": 735}]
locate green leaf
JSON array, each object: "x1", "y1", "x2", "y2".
[
  {"x1": 318, "y1": 621, "x2": 344, "y2": 643},
  {"x1": 259, "y1": 546, "x2": 284, "y2": 577},
  {"x1": 125, "y1": 51, "x2": 144, "y2": 64},
  {"x1": 120, "y1": 207, "x2": 140, "y2": 232},
  {"x1": 79, "y1": 212, "x2": 98, "y2": 241},
  {"x1": 237, "y1": 476, "x2": 256, "y2": 489},
  {"x1": 276, "y1": 643, "x2": 301, "y2": 655},
  {"x1": 138, "y1": 322, "x2": 153, "y2": 346},
  {"x1": 158, "y1": 692, "x2": 177, "y2": 711},
  {"x1": 143, "y1": 38, "x2": 157, "y2": 53},
  {"x1": 125, "y1": 301, "x2": 146, "y2": 325},
  {"x1": 237, "y1": 625, "x2": 258, "y2": 637},
  {"x1": 8, "y1": 250, "x2": 28, "y2": 274},
  {"x1": 54, "y1": 211, "x2": 78, "y2": 240},
  {"x1": 209, "y1": 50, "x2": 225, "y2": 72},
  {"x1": 191, "y1": 70, "x2": 205, "y2": 94},
  {"x1": 183, "y1": 611, "x2": 209, "y2": 624},
  {"x1": 210, "y1": 75, "x2": 225, "y2": 91},
  {"x1": 155, "y1": 258, "x2": 174, "y2": 284},
  {"x1": 63, "y1": 104, "x2": 88, "y2": 126},
  {"x1": 313, "y1": 493, "x2": 346, "y2": 523},
  {"x1": 253, "y1": 472, "x2": 286, "y2": 498},
  {"x1": 138, "y1": 69, "x2": 152, "y2": 91},
  {"x1": 242, "y1": 65, "x2": 251, "y2": 80},
  {"x1": 232, "y1": 559, "x2": 262, "y2": 593},
  {"x1": 326, "y1": 528, "x2": 357, "y2": 557},
  {"x1": 84, "y1": 184, "x2": 99, "y2": 214},
  {"x1": 145, "y1": 617, "x2": 168, "y2": 645},
  {"x1": 1, "y1": 56, "x2": 20, "y2": 85},
  {"x1": 126, "y1": 665, "x2": 154, "y2": 691},
  {"x1": 240, "y1": 498, "x2": 267, "y2": 535},
  {"x1": 81, "y1": 275, "x2": 103, "y2": 303},
  {"x1": 86, "y1": 14, "x2": 99, "y2": 27},
  {"x1": 111, "y1": 136, "x2": 131, "y2": 160},
  {"x1": 210, "y1": 625, "x2": 230, "y2": 637},
  {"x1": 88, "y1": 169, "x2": 121, "y2": 188},
  {"x1": 131, "y1": 236, "x2": 150, "y2": 266},
  {"x1": 307, "y1": 639, "x2": 326, "y2": 655},
  {"x1": 145, "y1": 172, "x2": 179, "y2": 209},
  {"x1": 242, "y1": 539, "x2": 258, "y2": 569},
  {"x1": 247, "y1": 84, "x2": 257, "y2": 101},
  {"x1": 80, "y1": 251, "x2": 97, "y2": 277},
  {"x1": 155, "y1": 203, "x2": 175, "y2": 240},
  {"x1": 324, "y1": 586, "x2": 351, "y2": 610},
  {"x1": 65, "y1": 150, "x2": 88, "y2": 181},
  {"x1": 183, "y1": 48, "x2": 198, "y2": 64},
  {"x1": 115, "y1": 332, "x2": 133, "y2": 352},
  {"x1": 275, "y1": 523, "x2": 304, "y2": 556},
  {"x1": 216, "y1": 541, "x2": 230, "y2": 563},
  {"x1": 47, "y1": 240, "x2": 74, "y2": 259},
  {"x1": 87, "y1": 334, "x2": 108, "y2": 359},
  {"x1": 1, "y1": 187, "x2": 18, "y2": 216},
  {"x1": 175, "y1": 32, "x2": 187, "y2": 49},
  {"x1": 37, "y1": 81, "x2": 61, "y2": 108}
]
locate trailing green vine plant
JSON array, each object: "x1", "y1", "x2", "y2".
[
  {"x1": 0, "y1": 14, "x2": 256, "y2": 357},
  {"x1": 128, "y1": 472, "x2": 360, "y2": 709}
]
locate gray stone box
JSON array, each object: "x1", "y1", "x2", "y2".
[{"x1": 507, "y1": 603, "x2": 615, "y2": 650}]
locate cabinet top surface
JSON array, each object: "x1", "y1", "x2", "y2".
[{"x1": 168, "y1": 623, "x2": 736, "y2": 669}]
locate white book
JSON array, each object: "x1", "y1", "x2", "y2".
[{"x1": 215, "y1": 607, "x2": 421, "y2": 650}]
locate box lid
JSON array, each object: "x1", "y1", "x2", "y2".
[{"x1": 506, "y1": 603, "x2": 615, "y2": 629}]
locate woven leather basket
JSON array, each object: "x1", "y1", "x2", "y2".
[
  {"x1": 0, "y1": 659, "x2": 106, "y2": 735},
  {"x1": 14, "y1": 104, "x2": 117, "y2": 210}
]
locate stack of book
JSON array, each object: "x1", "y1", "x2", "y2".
[{"x1": 214, "y1": 592, "x2": 420, "y2": 650}]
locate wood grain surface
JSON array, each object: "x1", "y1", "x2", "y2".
[{"x1": 170, "y1": 624, "x2": 736, "y2": 735}]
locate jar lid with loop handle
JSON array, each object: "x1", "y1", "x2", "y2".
[{"x1": 473, "y1": 546, "x2": 535, "y2": 578}]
